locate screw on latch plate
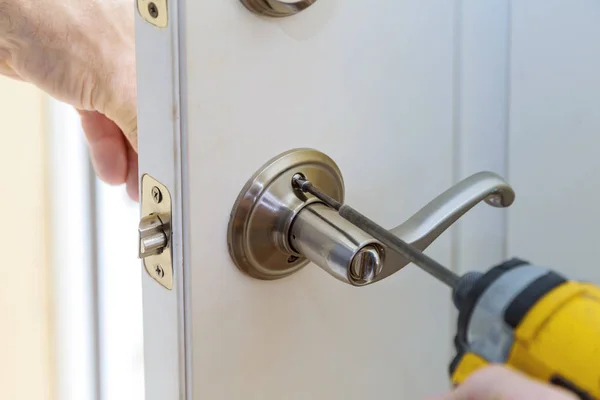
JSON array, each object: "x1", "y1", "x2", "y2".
[
  {"x1": 137, "y1": 0, "x2": 168, "y2": 28},
  {"x1": 148, "y1": 2, "x2": 159, "y2": 18},
  {"x1": 151, "y1": 186, "x2": 162, "y2": 203},
  {"x1": 139, "y1": 174, "x2": 173, "y2": 290}
]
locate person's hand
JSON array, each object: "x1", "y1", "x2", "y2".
[
  {"x1": 0, "y1": 0, "x2": 138, "y2": 200},
  {"x1": 429, "y1": 365, "x2": 578, "y2": 400}
]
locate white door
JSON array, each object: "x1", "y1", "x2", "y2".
[{"x1": 134, "y1": 1, "x2": 511, "y2": 399}]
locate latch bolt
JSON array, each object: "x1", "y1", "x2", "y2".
[
  {"x1": 139, "y1": 214, "x2": 168, "y2": 258},
  {"x1": 138, "y1": 174, "x2": 173, "y2": 290}
]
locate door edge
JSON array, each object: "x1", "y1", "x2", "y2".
[{"x1": 135, "y1": 0, "x2": 188, "y2": 398}]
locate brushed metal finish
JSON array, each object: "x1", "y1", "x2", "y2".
[
  {"x1": 227, "y1": 148, "x2": 344, "y2": 280},
  {"x1": 290, "y1": 170, "x2": 515, "y2": 286},
  {"x1": 139, "y1": 214, "x2": 168, "y2": 257},
  {"x1": 240, "y1": 0, "x2": 318, "y2": 17},
  {"x1": 388, "y1": 171, "x2": 514, "y2": 256},
  {"x1": 289, "y1": 203, "x2": 385, "y2": 286},
  {"x1": 228, "y1": 148, "x2": 515, "y2": 286},
  {"x1": 332, "y1": 171, "x2": 515, "y2": 285},
  {"x1": 139, "y1": 174, "x2": 173, "y2": 290},
  {"x1": 351, "y1": 245, "x2": 385, "y2": 285}
]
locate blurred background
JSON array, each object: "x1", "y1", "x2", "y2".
[{"x1": 0, "y1": 77, "x2": 144, "y2": 399}]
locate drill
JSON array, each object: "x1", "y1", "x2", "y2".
[
  {"x1": 295, "y1": 176, "x2": 600, "y2": 399},
  {"x1": 450, "y1": 258, "x2": 600, "y2": 399}
]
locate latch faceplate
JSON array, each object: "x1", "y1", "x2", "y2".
[
  {"x1": 139, "y1": 174, "x2": 173, "y2": 290},
  {"x1": 137, "y1": 0, "x2": 168, "y2": 28}
]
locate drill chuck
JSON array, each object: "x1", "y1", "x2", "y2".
[{"x1": 452, "y1": 271, "x2": 483, "y2": 310}]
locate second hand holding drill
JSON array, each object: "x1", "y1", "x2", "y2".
[{"x1": 293, "y1": 174, "x2": 600, "y2": 400}]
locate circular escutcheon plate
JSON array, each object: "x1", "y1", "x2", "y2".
[
  {"x1": 227, "y1": 148, "x2": 345, "y2": 280},
  {"x1": 239, "y1": 0, "x2": 318, "y2": 18}
]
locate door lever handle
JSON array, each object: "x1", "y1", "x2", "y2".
[
  {"x1": 386, "y1": 171, "x2": 514, "y2": 271},
  {"x1": 290, "y1": 171, "x2": 515, "y2": 286},
  {"x1": 227, "y1": 148, "x2": 515, "y2": 287}
]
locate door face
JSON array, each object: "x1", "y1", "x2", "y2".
[{"x1": 135, "y1": 1, "x2": 509, "y2": 399}]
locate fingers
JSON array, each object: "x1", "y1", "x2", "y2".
[
  {"x1": 79, "y1": 110, "x2": 128, "y2": 185},
  {"x1": 79, "y1": 110, "x2": 139, "y2": 202},
  {"x1": 444, "y1": 365, "x2": 579, "y2": 400}
]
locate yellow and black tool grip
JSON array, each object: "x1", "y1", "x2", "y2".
[
  {"x1": 450, "y1": 351, "x2": 488, "y2": 386},
  {"x1": 450, "y1": 274, "x2": 600, "y2": 399}
]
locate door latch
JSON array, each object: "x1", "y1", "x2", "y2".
[
  {"x1": 227, "y1": 148, "x2": 515, "y2": 286},
  {"x1": 138, "y1": 174, "x2": 173, "y2": 290}
]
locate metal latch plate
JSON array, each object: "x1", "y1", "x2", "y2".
[
  {"x1": 140, "y1": 174, "x2": 173, "y2": 290},
  {"x1": 137, "y1": 0, "x2": 168, "y2": 28}
]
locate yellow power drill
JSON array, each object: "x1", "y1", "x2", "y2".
[
  {"x1": 293, "y1": 176, "x2": 600, "y2": 399},
  {"x1": 449, "y1": 258, "x2": 600, "y2": 399}
]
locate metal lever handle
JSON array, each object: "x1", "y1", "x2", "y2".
[
  {"x1": 390, "y1": 171, "x2": 515, "y2": 273},
  {"x1": 389, "y1": 171, "x2": 514, "y2": 252},
  {"x1": 290, "y1": 171, "x2": 515, "y2": 286},
  {"x1": 371, "y1": 171, "x2": 514, "y2": 283},
  {"x1": 227, "y1": 148, "x2": 515, "y2": 287}
]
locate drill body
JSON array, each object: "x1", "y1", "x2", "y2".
[{"x1": 450, "y1": 259, "x2": 600, "y2": 399}]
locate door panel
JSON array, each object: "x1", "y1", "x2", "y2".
[
  {"x1": 185, "y1": 2, "x2": 454, "y2": 399},
  {"x1": 454, "y1": 0, "x2": 510, "y2": 274},
  {"x1": 508, "y1": 1, "x2": 600, "y2": 282},
  {"x1": 136, "y1": 1, "x2": 510, "y2": 399}
]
